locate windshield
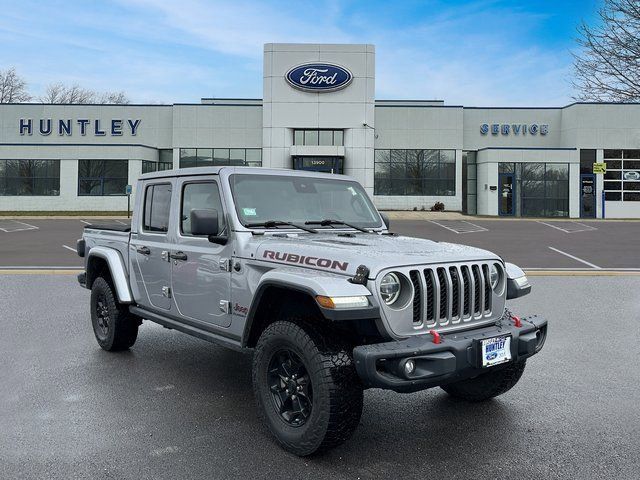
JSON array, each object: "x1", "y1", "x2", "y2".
[{"x1": 229, "y1": 174, "x2": 382, "y2": 229}]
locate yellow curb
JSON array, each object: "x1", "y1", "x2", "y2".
[{"x1": 0, "y1": 269, "x2": 83, "y2": 275}]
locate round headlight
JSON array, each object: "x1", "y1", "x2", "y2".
[
  {"x1": 380, "y1": 273, "x2": 401, "y2": 305},
  {"x1": 490, "y1": 264, "x2": 500, "y2": 290}
]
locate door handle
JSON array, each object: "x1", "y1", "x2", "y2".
[
  {"x1": 136, "y1": 246, "x2": 150, "y2": 255},
  {"x1": 169, "y1": 251, "x2": 188, "y2": 261}
]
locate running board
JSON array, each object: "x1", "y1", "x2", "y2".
[{"x1": 129, "y1": 306, "x2": 244, "y2": 352}]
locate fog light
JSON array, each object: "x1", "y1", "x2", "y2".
[{"x1": 404, "y1": 359, "x2": 416, "y2": 375}]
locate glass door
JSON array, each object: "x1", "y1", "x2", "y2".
[
  {"x1": 498, "y1": 173, "x2": 515, "y2": 216},
  {"x1": 580, "y1": 174, "x2": 596, "y2": 218}
]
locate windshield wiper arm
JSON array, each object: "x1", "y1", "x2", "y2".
[
  {"x1": 245, "y1": 220, "x2": 317, "y2": 233},
  {"x1": 305, "y1": 219, "x2": 372, "y2": 233}
]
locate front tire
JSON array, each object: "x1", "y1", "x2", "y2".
[
  {"x1": 252, "y1": 320, "x2": 363, "y2": 456},
  {"x1": 90, "y1": 276, "x2": 138, "y2": 351},
  {"x1": 441, "y1": 360, "x2": 526, "y2": 402}
]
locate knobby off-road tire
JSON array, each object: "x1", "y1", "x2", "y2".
[
  {"x1": 252, "y1": 320, "x2": 364, "y2": 456},
  {"x1": 90, "y1": 276, "x2": 138, "y2": 351},
  {"x1": 441, "y1": 360, "x2": 527, "y2": 402}
]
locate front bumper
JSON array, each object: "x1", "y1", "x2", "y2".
[{"x1": 353, "y1": 315, "x2": 547, "y2": 393}]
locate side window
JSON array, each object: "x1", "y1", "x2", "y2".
[
  {"x1": 181, "y1": 181, "x2": 226, "y2": 235},
  {"x1": 143, "y1": 183, "x2": 172, "y2": 233}
]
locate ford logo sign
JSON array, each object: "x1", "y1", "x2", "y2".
[
  {"x1": 285, "y1": 63, "x2": 353, "y2": 92},
  {"x1": 623, "y1": 171, "x2": 640, "y2": 180}
]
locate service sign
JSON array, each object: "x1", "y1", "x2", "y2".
[{"x1": 285, "y1": 63, "x2": 353, "y2": 92}]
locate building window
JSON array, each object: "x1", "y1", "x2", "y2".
[
  {"x1": 604, "y1": 149, "x2": 640, "y2": 202},
  {"x1": 462, "y1": 151, "x2": 477, "y2": 214},
  {"x1": 179, "y1": 148, "x2": 262, "y2": 168},
  {"x1": 293, "y1": 129, "x2": 344, "y2": 146},
  {"x1": 374, "y1": 149, "x2": 456, "y2": 196},
  {"x1": 580, "y1": 149, "x2": 596, "y2": 174},
  {"x1": 142, "y1": 160, "x2": 173, "y2": 174},
  {"x1": 78, "y1": 160, "x2": 128, "y2": 196},
  {"x1": 0, "y1": 160, "x2": 60, "y2": 196},
  {"x1": 499, "y1": 162, "x2": 569, "y2": 217}
]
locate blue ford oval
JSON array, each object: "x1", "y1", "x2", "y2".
[{"x1": 285, "y1": 63, "x2": 353, "y2": 92}]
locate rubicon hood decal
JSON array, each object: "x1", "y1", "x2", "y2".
[{"x1": 263, "y1": 250, "x2": 349, "y2": 271}]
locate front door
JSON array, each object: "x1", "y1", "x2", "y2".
[
  {"x1": 498, "y1": 173, "x2": 515, "y2": 216},
  {"x1": 580, "y1": 174, "x2": 596, "y2": 218},
  {"x1": 130, "y1": 181, "x2": 174, "y2": 310},
  {"x1": 170, "y1": 177, "x2": 233, "y2": 328}
]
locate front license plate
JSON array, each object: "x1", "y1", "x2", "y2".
[{"x1": 481, "y1": 335, "x2": 512, "y2": 367}]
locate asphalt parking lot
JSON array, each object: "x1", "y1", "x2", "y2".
[
  {"x1": 1, "y1": 274, "x2": 639, "y2": 479},
  {"x1": 0, "y1": 217, "x2": 639, "y2": 271}
]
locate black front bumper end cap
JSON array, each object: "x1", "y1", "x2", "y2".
[
  {"x1": 353, "y1": 316, "x2": 548, "y2": 393},
  {"x1": 77, "y1": 272, "x2": 87, "y2": 288}
]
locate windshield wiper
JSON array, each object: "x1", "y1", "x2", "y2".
[
  {"x1": 245, "y1": 220, "x2": 317, "y2": 233},
  {"x1": 305, "y1": 219, "x2": 372, "y2": 233}
]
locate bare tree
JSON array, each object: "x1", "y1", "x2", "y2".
[
  {"x1": 0, "y1": 67, "x2": 32, "y2": 103},
  {"x1": 40, "y1": 82, "x2": 131, "y2": 104},
  {"x1": 573, "y1": 0, "x2": 640, "y2": 101}
]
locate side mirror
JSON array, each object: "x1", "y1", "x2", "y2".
[
  {"x1": 380, "y1": 212, "x2": 390, "y2": 229},
  {"x1": 505, "y1": 262, "x2": 531, "y2": 299},
  {"x1": 191, "y1": 209, "x2": 219, "y2": 236}
]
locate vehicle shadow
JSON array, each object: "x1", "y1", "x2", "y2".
[{"x1": 88, "y1": 329, "x2": 524, "y2": 473}]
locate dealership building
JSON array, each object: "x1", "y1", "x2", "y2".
[{"x1": 1, "y1": 43, "x2": 640, "y2": 218}]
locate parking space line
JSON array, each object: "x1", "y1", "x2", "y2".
[
  {"x1": 0, "y1": 220, "x2": 39, "y2": 233},
  {"x1": 537, "y1": 221, "x2": 597, "y2": 233},
  {"x1": 429, "y1": 220, "x2": 488, "y2": 234},
  {"x1": 548, "y1": 246, "x2": 601, "y2": 269},
  {"x1": 62, "y1": 245, "x2": 76, "y2": 253},
  {"x1": 115, "y1": 220, "x2": 128, "y2": 225}
]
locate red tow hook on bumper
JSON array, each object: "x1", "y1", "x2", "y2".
[
  {"x1": 428, "y1": 329, "x2": 442, "y2": 344},
  {"x1": 511, "y1": 314, "x2": 522, "y2": 328}
]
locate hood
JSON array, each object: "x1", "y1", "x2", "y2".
[{"x1": 250, "y1": 232, "x2": 500, "y2": 278}]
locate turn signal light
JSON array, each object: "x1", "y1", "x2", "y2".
[{"x1": 315, "y1": 295, "x2": 369, "y2": 309}]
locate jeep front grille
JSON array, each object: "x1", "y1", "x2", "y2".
[{"x1": 410, "y1": 263, "x2": 492, "y2": 328}]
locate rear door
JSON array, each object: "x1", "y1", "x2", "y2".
[
  {"x1": 170, "y1": 176, "x2": 233, "y2": 327},
  {"x1": 130, "y1": 180, "x2": 174, "y2": 311}
]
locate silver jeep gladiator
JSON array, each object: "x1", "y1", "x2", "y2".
[{"x1": 77, "y1": 166, "x2": 547, "y2": 456}]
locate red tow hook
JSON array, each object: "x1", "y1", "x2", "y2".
[
  {"x1": 428, "y1": 329, "x2": 442, "y2": 344},
  {"x1": 511, "y1": 314, "x2": 522, "y2": 328}
]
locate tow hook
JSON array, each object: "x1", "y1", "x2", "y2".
[
  {"x1": 428, "y1": 329, "x2": 442, "y2": 344},
  {"x1": 510, "y1": 314, "x2": 522, "y2": 328}
]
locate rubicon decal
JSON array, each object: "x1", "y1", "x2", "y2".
[{"x1": 263, "y1": 250, "x2": 348, "y2": 271}]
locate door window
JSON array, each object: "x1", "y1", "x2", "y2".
[
  {"x1": 142, "y1": 183, "x2": 172, "y2": 232},
  {"x1": 180, "y1": 181, "x2": 226, "y2": 235},
  {"x1": 499, "y1": 174, "x2": 515, "y2": 216}
]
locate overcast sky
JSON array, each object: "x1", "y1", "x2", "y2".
[{"x1": 0, "y1": 0, "x2": 600, "y2": 106}]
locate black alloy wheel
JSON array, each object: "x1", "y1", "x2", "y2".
[
  {"x1": 94, "y1": 293, "x2": 111, "y2": 340},
  {"x1": 267, "y1": 349, "x2": 313, "y2": 427}
]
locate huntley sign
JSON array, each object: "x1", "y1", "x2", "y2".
[{"x1": 19, "y1": 118, "x2": 142, "y2": 136}]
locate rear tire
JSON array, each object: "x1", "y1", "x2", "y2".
[
  {"x1": 90, "y1": 276, "x2": 138, "y2": 351},
  {"x1": 441, "y1": 360, "x2": 526, "y2": 402},
  {"x1": 252, "y1": 320, "x2": 363, "y2": 456}
]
